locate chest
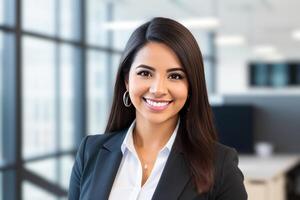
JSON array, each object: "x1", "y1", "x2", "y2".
[{"x1": 109, "y1": 150, "x2": 168, "y2": 199}]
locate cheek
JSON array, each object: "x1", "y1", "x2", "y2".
[
  {"x1": 128, "y1": 77, "x2": 148, "y2": 99},
  {"x1": 171, "y1": 84, "x2": 189, "y2": 101}
]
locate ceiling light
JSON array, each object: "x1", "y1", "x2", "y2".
[
  {"x1": 263, "y1": 53, "x2": 285, "y2": 61},
  {"x1": 215, "y1": 35, "x2": 246, "y2": 46},
  {"x1": 253, "y1": 45, "x2": 276, "y2": 55},
  {"x1": 292, "y1": 30, "x2": 300, "y2": 40},
  {"x1": 101, "y1": 20, "x2": 144, "y2": 30},
  {"x1": 180, "y1": 17, "x2": 220, "y2": 29}
]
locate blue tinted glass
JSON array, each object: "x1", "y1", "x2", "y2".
[
  {"x1": 270, "y1": 63, "x2": 288, "y2": 87},
  {"x1": 59, "y1": 0, "x2": 80, "y2": 40},
  {"x1": 254, "y1": 63, "x2": 269, "y2": 86},
  {"x1": 86, "y1": 0, "x2": 109, "y2": 46},
  {"x1": 0, "y1": 0, "x2": 15, "y2": 26},
  {"x1": 23, "y1": 0, "x2": 55, "y2": 35},
  {"x1": 22, "y1": 36, "x2": 56, "y2": 158},
  {"x1": 87, "y1": 50, "x2": 109, "y2": 134}
]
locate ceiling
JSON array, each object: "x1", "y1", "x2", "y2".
[{"x1": 111, "y1": 0, "x2": 300, "y2": 60}]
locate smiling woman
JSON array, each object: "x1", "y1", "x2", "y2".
[{"x1": 68, "y1": 17, "x2": 247, "y2": 200}]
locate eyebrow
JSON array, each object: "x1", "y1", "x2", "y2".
[{"x1": 136, "y1": 64, "x2": 185, "y2": 73}]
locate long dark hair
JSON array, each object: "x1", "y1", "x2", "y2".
[{"x1": 105, "y1": 17, "x2": 218, "y2": 193}]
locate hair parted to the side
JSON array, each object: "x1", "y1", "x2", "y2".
[{"x1": 105, "y1": 17, "x2": 218, "y2": 193}]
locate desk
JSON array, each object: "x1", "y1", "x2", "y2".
[{"x1": 239, "y1": 155, "x2": 300, "y2": 200}]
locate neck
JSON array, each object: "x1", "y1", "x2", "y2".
[{"x1": 133, "y1": 116, "x2": 179, "y2": 151}]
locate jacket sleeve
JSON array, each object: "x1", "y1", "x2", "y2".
[
  {"x1": 68, "y1": 136, "x2": 89, "y2": 200},
  {"x1": 216, "y1": 148, "x2": 248, "y2": 200}
]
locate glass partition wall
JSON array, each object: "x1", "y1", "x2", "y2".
[{"x1": 0, "y1": 0, "x2": 121, "y2": 199}]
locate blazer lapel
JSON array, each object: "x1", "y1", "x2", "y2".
[
  {"x1": 152, "y1": 150, "x2": 191, "y2": 200},
  {"x1": 88, "y1": 131, "x2": 126, "y2": 200}
]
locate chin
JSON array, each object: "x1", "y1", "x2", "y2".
[{"x1": 141, "y1": 113, "x2": 179, "y2": 125}]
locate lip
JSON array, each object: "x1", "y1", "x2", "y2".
[{"x1": 143, "y1": 97, "x2": 172, "y2": 111}]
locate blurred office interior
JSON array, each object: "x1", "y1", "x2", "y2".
[{"x1": 1, "y1": 0, "x2": 300, "y2": 199}]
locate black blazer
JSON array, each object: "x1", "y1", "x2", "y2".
[{"x1": 68, "y1": 130, "x2": 247, "y2": 200}]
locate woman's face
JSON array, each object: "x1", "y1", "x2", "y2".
[{"x1": 125, "y1": 41, "x2": 189, "y2": 125}]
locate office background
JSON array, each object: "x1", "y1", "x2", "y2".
[{"x1": 1, "y1": 0, "x2": 300, "y2": 199}]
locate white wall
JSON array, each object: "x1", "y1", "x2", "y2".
[{"x1": 217, "y1": 45, "x2": 254, "y2": 94}]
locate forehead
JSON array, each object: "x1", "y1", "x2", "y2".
[{"x1": 131, "y1": 42, "x2": 182, "y2": 70}]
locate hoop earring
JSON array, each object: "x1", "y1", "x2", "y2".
[{"x1": 123, "y1": 90, "x2": 132, "y2": 107}]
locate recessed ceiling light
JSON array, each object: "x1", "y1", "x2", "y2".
[
  {"x1": 180, "y1": 17, "x2": 220, "y2": 29},
  {"x1": 215, "y1": 35, "x2": 246, "y2": 46},
  {"x1": 253, "y1": 45, "x2": 276, "y2": 54},
  {"x1": 292, "y1": 30, "x2": 300, "y2": 40},
  {"x1": 263, "y1": 53, "x2": 285, "y2": 61},
  {"x1": 101, "y1": 20, "x2": 144, "y2": 30}
]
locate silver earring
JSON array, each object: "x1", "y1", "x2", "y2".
[{"x1": 123, "y1": 90, "x2": 132, "y2": 107}]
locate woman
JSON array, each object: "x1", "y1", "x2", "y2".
[{"x1": 68, "y1": 17, "x2": 247, "y2": 200}]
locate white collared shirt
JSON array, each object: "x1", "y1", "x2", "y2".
[{"x1": 108, "y1": 119, "x2": 179, "y2": 200}]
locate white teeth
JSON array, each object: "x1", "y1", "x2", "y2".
[{"x1": 145, "y1": 99, "x2": 169, "y2": 107}]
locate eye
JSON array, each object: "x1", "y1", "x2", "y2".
[
  {"x1": 137, "y1": 70, "x2": 152, "y2": 78},
  {"x1": 168, "y1": 73, "x2": 184, "y2": 80}
]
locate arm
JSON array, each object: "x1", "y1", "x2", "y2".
[
  {"x1": 216, "y1": 148, "x2": 248, "y2": 200},
  {"x1": 68, "y1": 136, "x2": 89, "y2": 200}
]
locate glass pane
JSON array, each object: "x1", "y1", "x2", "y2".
[
  {"x1": 0, "y1": 170, "x2": 16, "y2": 199},
  {"x1": 252, "y1": 64, "x2": 270, "y2": 86},
  {"x1": 25, "y1": 159, "x2": 57, "y2": 185},
  {"x1": 112, "y1": 30, "x2": 133, "y2": 50},
  {"x1": 87, "y1": 50, "x2": 109, "y2": 134},
  {"x1": 23, "y1": 38, "x2": 77, "y2": 158},
  {"x1": 23, "y1": 0, "x2": 55, "y2": 35},
  {"x1": 59, "y1": 0, "x2": 80, "y2": 40},
  {"x1": 22, "y1": 37, "x2": 56, "y2": 158},
  {"x1": 0, "y1": 0, "x2": 15, "y2": 26},
  {"x1": 0, "y1": 32, "x2": 15, "y2": 165},
  {"x1": 193, "y1": 31, "x2": 213, "y2": 57},
  {"x1": 24, "y1": 155, "x2": 73, "y2": 197},
  {"x1": 0, "y1": 0, "x2": 3, "y2": 24},
  {"x1": 270, "y1": 63, "x2": 288, "y2": 87},
  {"x1": 23, "y1": 181, "x2": 57, "y2": 200},
  {"x1": 59, "y1": 45, "x2": 76, "y2": 150},
  {"x1": 111, "y1": 53, "x2": 121, "y2": 85},
  {"x1": 86, "y1": 0, "x2": 109, "y2": 46},
  {"x1": 204, "y1": 60, "x2": 213, "y2": 94},
  {"x1": 59, "y1": 155, "x2": 74, "y2": 190}
]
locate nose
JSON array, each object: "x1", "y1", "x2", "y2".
[{"x1": 149, "y1": 77, "x2": 167, "y2": 97}]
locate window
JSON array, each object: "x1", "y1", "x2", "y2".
[
  {"x1": 0, "y1": 0, "x2": 15, "y2": 26},
  {"x1": 87, "y1": 50, "x2": 109, "y2": 134},
  {"x1": 22, "y1": 37, "x2": 57, "y2": 158},
  {"x1": 23, "y1": 0, "x2": 80, "y2": 39},
  {"x1": 0, "y1": 0, "x2": 121, "y2": 198},
  {"x1": 86, "y1": 0, "x2": 109, "y2": 46}
]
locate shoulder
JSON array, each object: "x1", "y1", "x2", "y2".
[
  {"x1": 213, "y1": 142, "x2": 241, "y2": 180},
  {"x1": 211, "y1": 142, "x2": 247, "y2": 199},
  {"x1": 78, "y1": 130, "x2": 127, "y2": 162},
  {"x1": 214, "y1": 142, "x2": 238, "y2": 167},
  {"x1": 213, "y1": 142, "x2": 240, "y2": 185}
]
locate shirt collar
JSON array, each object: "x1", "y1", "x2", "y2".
[{"x1": 121, "y1": 119, "x2": 180, "y2": 154}]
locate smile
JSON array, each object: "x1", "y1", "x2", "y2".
[{"x1": 143, "y1": 97, "x2": 172, "y2": 111}]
